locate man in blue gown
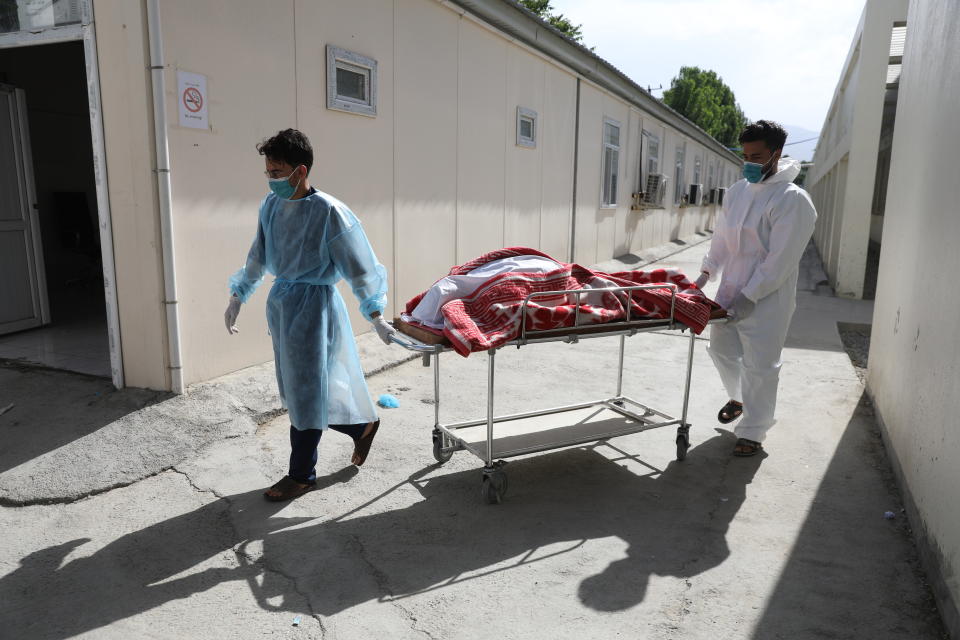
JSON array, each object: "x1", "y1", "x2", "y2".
[{"x1": 225, "y1": 129, "x2": 396, "y2": 501}]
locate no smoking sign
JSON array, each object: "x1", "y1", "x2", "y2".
[{"x1": 177, "y1": 70, "x2": 209, "y2": 130}]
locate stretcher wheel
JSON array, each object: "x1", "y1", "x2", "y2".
[
  {"x1": 432, "y1": 429, "x2": 453, "y2": 464},
  {"x1": 481, "y1": 470, "x2": 508, "y2": 504},
  {"x1": 676, "y1": 435, "x2": 689, "y2": 461}
]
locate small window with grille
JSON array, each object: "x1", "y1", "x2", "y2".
[
  {"x1": 516, "y1": 107, "x2": 537, "y2": 148},
  {"x1": 326, "y1": 45, "x2": 377, "y2": 117}
]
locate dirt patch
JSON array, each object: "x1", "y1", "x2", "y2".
[{"x1": 838, "y1": 322, "x2": 871, "y2": 382}]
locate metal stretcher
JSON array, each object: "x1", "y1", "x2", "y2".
[{"x1": 390, "y1": 283, "x2": 727, "y2": 504}]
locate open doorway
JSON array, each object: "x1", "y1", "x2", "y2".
[{"x1": 0, "y1": 41, "x2": 110, "y2": 377}]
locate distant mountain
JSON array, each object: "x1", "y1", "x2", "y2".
[{"x1": 782, "y1": 124, "x2": 820, "y2": 163}]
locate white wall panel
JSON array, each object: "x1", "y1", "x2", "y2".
[
  {"x1": 393, "y1": 0, "x2": 459, "y2": 309},
  {"x1": 456, "y1": 20, "x2": 506, "y2": 263}
]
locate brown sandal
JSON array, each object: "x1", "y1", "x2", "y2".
[
  {"x1": 263, "y1": 476, "x2": 316, "y2": 502},
  {"x1": 352, "y1": 420, "x2": 381, "y2": 467},
  {"x1": 718, "y1": 400, "x2": 743, "y2": 424},
  {"x1": 733, "y1": 438, "x2": 763, "y2": 457}
]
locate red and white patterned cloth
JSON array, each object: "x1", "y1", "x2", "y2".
[{"x1": 403, "y1": 247, "x2": 721, "y2": 357}]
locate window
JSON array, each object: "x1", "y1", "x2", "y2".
[
  {"x1": 516, "y1": 107, "x2": 537, "y2": 148},
  {"x1": 326, "y1": 45, "x2": 377, "y2": 117},
  {"x1": 693, "y1": 155, "x2": 702, "y2": 186},
  {"x1": 643, "y1": 130, "x2": 660, "y2": 182},
  {"x1": 674, "y1": 142, "x2": 686, "y2": 204},
  {"x1": 708, "y1": 161, "x2": 716, "y2": 191},
  {"x1": 1, "y1": 0, "x2": 82, "y2": 34},
  {"x1": 601, "y1": 119, "x2": 621, "y2": 207}
]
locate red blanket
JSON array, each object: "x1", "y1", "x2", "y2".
[{"x1": 404, "y1": 247, "x2": 720, "y2": 357}]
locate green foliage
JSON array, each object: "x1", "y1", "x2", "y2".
[
  {"x1": 795, "y1": 163, "x2": 810, "y2": 187},
  {"x1": 517, "y1": 0, "x2": 585, "y2": 44},
  {"x1": 662, "y1": 67, "x2": 748, "y2": 148}
]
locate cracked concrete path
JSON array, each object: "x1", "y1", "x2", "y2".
[{"x1": 0, "y1": 239, "x2": 947, "y2": 638}]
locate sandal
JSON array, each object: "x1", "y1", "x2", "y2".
[
  {"x1": 733, "y1": 438, "x2": 763, "y2": 457},
  {"x1": 263, "y1": 476, "x2": 316, "y2": 502},
  {"x1": 352, "y1": 420, "x2": 381, "y2": 467},
  {"x1": 717, "y1": 400, "x2": 743, "y2": 424}
]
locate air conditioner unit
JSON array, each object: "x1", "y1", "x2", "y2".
[
  {"x1": 55, "y1": 0, "x2": 82, "y2": 25},
  {"x1": 688, "y1": 183, "x2": 704, "y2": 206},
  {"x1": 717, "y1": 187, "x2": 727, "y2": 206},
  {"x1": 656, "y1": 175, "x2": 668, "y2": 205},
  {"x1": 641, "y1": 174, "x2": 668, "y2": 207}
]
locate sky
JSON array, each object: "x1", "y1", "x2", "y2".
[{"x1": 548, "y1": 0, "x2": 866, "y2": 135}]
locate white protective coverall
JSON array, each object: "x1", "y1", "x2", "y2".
[{"x1": 701, "y1": 156, "x2": 817, "y2": 443}]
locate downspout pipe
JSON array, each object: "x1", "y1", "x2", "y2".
[
  {"x1": 145, "y1": 0, "x2": 184, "y2": 393},
  {"x1": 569, "y1": 77, "x2": 580, "y2": 264}
]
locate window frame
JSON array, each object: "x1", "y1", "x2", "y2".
[
  {"x1": 642, "y1": 129, "x2": 660, "y2": 187},
  {"x1": 674, "y1": 141, "x2": 687, "y2": 204},
  {"x1": 516, "y1": 106, "x2": 537, "y2": 148},
  {"x1": 601, "y1": 117, "x2": 622, "y2": 208},
  {"x1": 326, "y1": 45, "x2": 378, "y2": 117}
]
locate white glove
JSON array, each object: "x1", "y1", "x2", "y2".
[
  {"x1": 224, "y1": 295, "x2": 241, "y2": 335},
  {"x1": 727, "y1": 293, "x2": 755, "y2": 323},
  {"x1": 372, "y1": 316, "x2": 397, "y2": 346},
  {"x1": 694, "y1": 272, "x2": 709, "y2": 290}
]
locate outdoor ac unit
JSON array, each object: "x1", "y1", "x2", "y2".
[
  {"x1": 642, "y1": 174, "x2": 667, "y2": 206},
  {"x1": 54, "y1": 0, "x2": 82, "y2": 25},
  {"x1": 688, "y1": 183, "x2": 704, "y2": 206},
  {"x1": 717, "y1": 187, "x2": 727, "y2": 206}
]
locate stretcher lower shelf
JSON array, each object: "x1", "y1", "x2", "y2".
[{"x1": 448, "y1": 404, "x2": 674, "y2": 460}]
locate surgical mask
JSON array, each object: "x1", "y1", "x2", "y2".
[
  {"x1": 267, "y1": 168, "x2": 302, "y2": 199},
  {"x1": 742, "y1": 155, "x2": 778, "y2": 183}
]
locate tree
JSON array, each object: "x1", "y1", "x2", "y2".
[
  {"x1": 517, "y1": 0, "x2": 585, "y2": 44},
  {"x1": 794, "y1": 161, "x2": 810, "y2": 187},
  {"x1": 662, "y1": 67, "x2": 747, "y2": 148}
]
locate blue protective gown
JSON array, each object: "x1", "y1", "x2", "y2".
[{"x1": 229, "y1": 189, "x2": 388, "y2": 431}]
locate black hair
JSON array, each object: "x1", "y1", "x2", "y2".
[
  {"x1": 738, "y1": 120, "x2": 788, "y2": 151},
  {"x1": 256, "y1": 129, "x2": 313, "y2": 174}
]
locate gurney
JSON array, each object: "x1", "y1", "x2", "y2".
[{"x1": 390, "y1": 283, "x2": 728, "y2": 504}]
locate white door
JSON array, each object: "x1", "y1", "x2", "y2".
[{"x1": 0, "y1": 84, "x2": 49, "y2": 335}]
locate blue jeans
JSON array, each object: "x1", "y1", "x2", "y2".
[{"x1": 288, "y1": 423, "x2": 366, "y2": 483}]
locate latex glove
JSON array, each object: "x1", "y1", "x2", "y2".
[
  {"x1": 224, "y1": 295, "x2": 241, "y2": 335},
  {"x1": 694, "y1": 272, "x2": 709, "y2": 290},
  {"x1": 372, "y1": 316, "x2": 397, "y2": 346},
  {"x1": 728, "y1": 293, "x2": 755, "y2": 323}
]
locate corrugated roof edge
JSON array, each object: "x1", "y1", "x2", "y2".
[{"x1": 448, "y1": 0, "x2": 742, "y2": 164}]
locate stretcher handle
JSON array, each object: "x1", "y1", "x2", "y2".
[
  {"x1": 518, "y1": 283, "x2": 680, "y2": 342},
  {"x1": 387, "y1": 324, "x2": 441, "y2": 353}
]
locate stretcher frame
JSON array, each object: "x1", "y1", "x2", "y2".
[{"x1": 390, "y1": 283, "x2": 727, "y2": 504}]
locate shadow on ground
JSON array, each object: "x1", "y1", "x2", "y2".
[
  {"x1": 0, "y1": 431, "x2": 763, "y2": 638},
  {"x1": 751, "y1": 392, "x2": 947, "y2": 639},
  {"x1": 0, "y1": 362, "x2": 169, "y2": 474}
]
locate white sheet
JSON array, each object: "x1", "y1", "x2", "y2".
[{"x1": 404, "y1": 255, "x2": 564, "y2": 329}]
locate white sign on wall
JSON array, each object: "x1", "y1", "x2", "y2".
[{"x1": 177, "y1": 71, "x2": 209, "y2": 130}]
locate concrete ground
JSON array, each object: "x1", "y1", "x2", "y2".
[{"x1": 0, "y1": 238, "x2": 948, "y2": 639}]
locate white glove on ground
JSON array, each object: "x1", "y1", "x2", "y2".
[
  {"x1": 224, "y1": 295, "x2": 241, "y2": 335},
  {"x1": 694, "y1": 272, "x2": 709, "y2": 290},
  {"x1": 372, "y1": 316, "x2": 397, "y2": 346},
  {"x1": 728, "y1": 293, "x2": 755, "y2": 323}
]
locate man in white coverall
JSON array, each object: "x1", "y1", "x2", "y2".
[{"x1": 694, "y1": 120, "x2": 817, "y2": 456}]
